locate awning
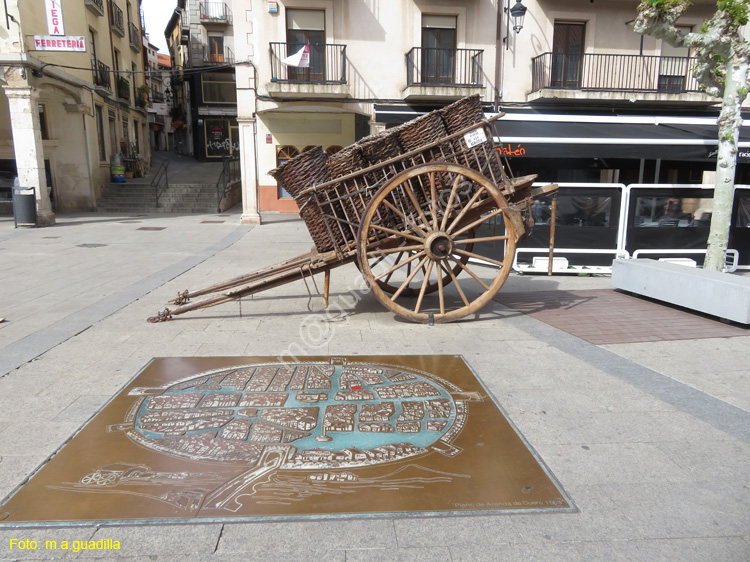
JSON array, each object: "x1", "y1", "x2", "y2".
[{"x1": 373, "y1": 104, "x2": 750, "y2": 162}]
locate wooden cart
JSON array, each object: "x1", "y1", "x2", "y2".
[{"x1": 148, "y1": 108, "x2": 558, "y2": 325}]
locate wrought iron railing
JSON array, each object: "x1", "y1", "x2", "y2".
[
  {"x1": 91, "y1": 58, "x2": 111, "y2": 91},
  {"x1": 129, "y1": 22, "x2": 141, "y2": 52},
  {"x1": 84, "y1": 0, "x2": 104, "y2": 15},
  {"x1": 203, "y1": 45, "x2": 234, "y2": 64},
  {"x1": 216, "y1": 155, "x2": 240, "y2": 212},
  {"x1": 405, "y1": 47, "x2": 484, "y2": 87},
  {"x1": 109, "y1": 1, "x2": 125, "y2": 36},
  {"x1": 199, "y1": 2, "x2": 232, "y2": 24},
  {"x1": 531, "y1": 52, "x2": 702, "y2": 93},
  {"x1": 269, "y1": 42, "x2": 347, "y2": 83},
  {"x1": 151, "y1": 89, "x2": 165, "y2": 103},
  {"x1": 116, "y1": 74, "x2": 130, "y2": 102}
]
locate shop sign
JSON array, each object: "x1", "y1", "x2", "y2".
[
  {"x1": 497, "y1": 143, "x2": 527, "y2": 157},
  {"x1": 45, "y1": 0, "x2": 64, "y2": 35},
  {"x1": 33, "y1": 35, "x2": 86, "y2": 51}
]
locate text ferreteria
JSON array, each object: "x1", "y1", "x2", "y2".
[{"x1": 9, "y1": 539, "x2": 121, "y2": 553}]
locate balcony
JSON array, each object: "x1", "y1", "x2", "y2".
[
  {"x1": 151, "y1": 89, "x2": 165, "y2": 103},
  {"x1": 268, "y1": 42, "x2": 349, "y2": 99},
  {"x1": 116, "y1": 74, "x2": 131, "y2": 103},
  {"x1": 84, "y1": 0, "x2": 104, "y2": 17},
  {"x1": 91, "y1": 58, "x2": 111, "y2": 93},
  {"x1": 129, "y1": 22, "x2": 141, "y2": 53},
  {"x1": 402, "y1": 47, "x2": 485, "y2": 101},
  {"x1": 199, "y1": 2, "x2": 232, "y2": 25},
  {"x1": 180, "y1": 10, "x2": 189, "y2": 45},
  {"x1": 530, "y1": 52, "x2": 717, "y2": 104},
  {"x1": 203, "y1": 45, "x2": 234, "y2": 64},
  {"x1": 109, "y1": 1, "x2": 125, "y2": 37}
]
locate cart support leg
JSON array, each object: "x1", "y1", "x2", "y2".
[
  {"x1": 324, "y1": 269, "x2": 331, "y2": 308},
  {"x1": 548, "y1": 195, "x2": 558, "y2": 276}
]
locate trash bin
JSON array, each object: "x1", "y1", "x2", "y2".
[{"x1": 12, "y1": 186, "x2": 37, "y2": 228}]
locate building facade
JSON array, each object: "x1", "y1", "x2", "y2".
[
  {"x1": 0, "y1": 0, "x2": 150, "y2": 220},
  {"x1": 164, "y1": 0, "x2": 237, "y2": 161},
  {"x1": 232, "y1": 0, "x2": 750, "y2": 235}
]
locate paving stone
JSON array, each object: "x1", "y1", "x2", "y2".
[
  {"x1": 602, "y1": 481, "x2": 750, "y2": 539},
  {"x1": 216, "y1": 519, "x2": 397, "y2": 554},
  {"x1": 393, "y1": 515, "x2": 520, "y2": 548},
  {"x1": 509, "y1": 484, "x2": 642, "y2": 543},
  {"x1": 345, "y1": 546, "x2": 451, "y2": 561},
  {"x1": 574, "y1": 537, "x2": 750, "y2": 562},
  {"x1": 449, "y1": 541, "x2": 582, "y2": 562},
  {"x1": 80, "y1": 524, "x2": 223, "y2": 558}
]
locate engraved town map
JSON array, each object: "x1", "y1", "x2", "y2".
[{"x1": 0, "y1": 356, "x2": 573, "y2": 524}]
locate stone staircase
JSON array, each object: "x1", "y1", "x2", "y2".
[{"x1": 96, "y1": 181, "x2": 222, "y2": 213}]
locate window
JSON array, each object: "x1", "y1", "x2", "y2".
[
  {"x1": 659, "y1": 25, "x2": 691, "y2": 91},
  {"x1": 634, "y1": 196, "x2": 712, "y2": 227},
  {"x1": 551, "y1": 22, "x2": 585, "y2": 88},
  {"x1": 38, "y1": 104, "x2": 49, "y2": 140},
  {"x1": 736, "y1": 197, "x2": 750, "y2": 228},
  {"x1": 204, "y1": 118, "x2": 238, "y2": 158},
  {"x1": 95, "y1": 105, "x2": 106, "y2": 161},
  {"x1": 208, "y1": 35, "x2": 225, "y2": 62},
  {"x1": 201, "y1": 72, "x2": 237, "y2": 103},
  {"x1": 121, "y1": 116, "x2": 129, "y2": 154},
  {"x1": 89, "y1": 29, "x2": 97, "y2": 61},
  {"x1": 286, "y1": 9, "x2": 325, "y2": 81},
  {"x1": 421, "y1": 15, "x2": 457, "y2": 84},
  {"x1": 108, "y1": 109, "x2": 118, "y2": 156},
  {"x1": 276, "y1": 145, "x2": 300, "y2": 198},
  {"x1": 532, "y1": 196, "x2": 612, "y2": 228},
  {"x1": 134, "y1": 119, "x2": 140, "y2": 155}
]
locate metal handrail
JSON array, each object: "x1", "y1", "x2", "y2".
[
  {"x1": 405, "y1": 47, "x2": 484, "y2": 87},
  {"x1": 531, "y1": 52, "x2": 702, "y2": 93},
  {"x1": 216, "y1": 156, "x2": 240, "y2": 212},
  {"x1": 151, "y1": 159, "x2": 170, "y2": 207},
  {"x1": 269, "y1": 42, "x2": 347, "y2": 83}
]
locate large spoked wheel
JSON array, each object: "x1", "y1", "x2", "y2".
[
  {"x1": 357, "y1": 163, "x2": 518, "y2": 324},
  {"x1": 363, "y1": 228, "x2": 476, "y2": 297}
]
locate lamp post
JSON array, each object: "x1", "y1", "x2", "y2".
[{"x1": 505, "y1": 0, "x2": 527, "y2": 49}]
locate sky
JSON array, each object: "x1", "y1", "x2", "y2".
[{"x1": 141, "y1": 0, "x2": 177, "y2": 54}]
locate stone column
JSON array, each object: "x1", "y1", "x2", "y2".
[
  {"x1": 4, "y1": 85, "x2": 55, "y2": 226},
  {"x1": 238, "y1": 117, "x2": 261, "y2": 225}
]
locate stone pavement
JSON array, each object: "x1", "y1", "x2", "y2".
[{"x1": 0, "y1": 210, "x2": 748, "y2": 561}]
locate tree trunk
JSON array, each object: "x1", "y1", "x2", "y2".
[{"x1": 704, "y1": 57, "x2": 747, "y2": 271}]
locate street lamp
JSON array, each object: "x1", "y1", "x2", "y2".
[{"x1": 505, "y1": 0, "x2": 528, "y2": 49}]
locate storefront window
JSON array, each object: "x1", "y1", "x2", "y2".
[
  {"x1": 532, "y1": 196, "x2": 612, "y2": 227},
  {"x1": 277, "y1": 145, "x2": 300, "y2": 198},
  {"x1": 634, "y1": 196, "x2": 712, "y2": 227},
  {"x1": 204, "y1": 119, "x2": 239, "y2": 158},
  {"x1": 736, "y1": 197, "x2": 750, "y2": 227}
]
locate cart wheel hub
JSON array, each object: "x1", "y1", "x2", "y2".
[{"x1": 425, "y1": 231, "x2": 454, "y2": 261}]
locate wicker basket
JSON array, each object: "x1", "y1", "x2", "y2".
[
  {"x1": 269, "y1": 146, "x2": 343, "y2": 252},
  {"x1": 439, "y1": 94, "x2": 485, "y2": 134},
  {"x1": 397, "y1": 111, "x2": 447, "y2": 152}
]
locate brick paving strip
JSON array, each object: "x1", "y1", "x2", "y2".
[
  {"x1": 495, "y1": 289, "x2": 747, "y2": 345},
  {"x1": 495, "y1": 289, "x2": 750, "y2": 444},
  {"x1": 0, "y1": 226, "x2": 249, "y2": 378}
]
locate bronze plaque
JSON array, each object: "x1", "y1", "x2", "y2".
[{"x1": 0, "y1": 356, "x2": 573, "y2": 525}]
